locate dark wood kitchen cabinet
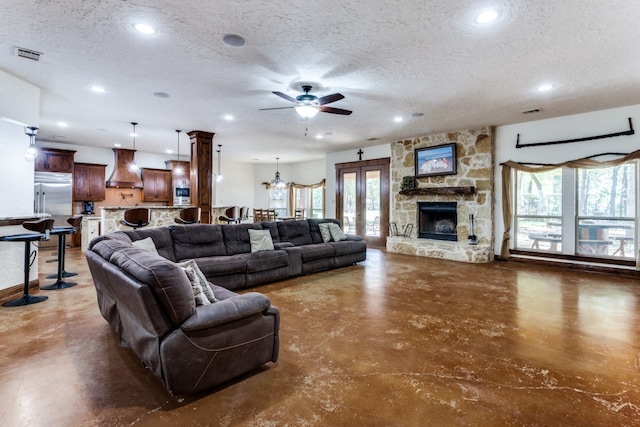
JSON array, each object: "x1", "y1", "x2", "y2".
[
  {"x1": 142, "y1": 168, "x2": 171, "y2": 202},
  {"x1": 73, "y1": 163, "x2": 106, "y2": 201},
  {"x1": 34, "y1": 148, "x2": 76, "y2": 173}
]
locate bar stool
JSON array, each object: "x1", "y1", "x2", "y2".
[
  {"x1": 175, "y1": 207, "x2": 201, "y2": 224},
  {"x1": 41, "y1": 216, "x2": 82, "y2": 290},
  {"x1": 0, "y1": 218, "x2": 54, "y2": 307},
  {"x1": 218, "y1": 206, "x2": 240, "y2": 224},
  {"x1": 120, "y1": 208, "x2": 151, "y2": 229}
]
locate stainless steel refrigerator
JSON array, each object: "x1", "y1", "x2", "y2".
[{"x1": 34, "y1": 171, "x2": 73, "y2": 249}]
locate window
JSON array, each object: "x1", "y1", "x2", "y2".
[
  {"x1": 292, "y1": 180, "x2": 325, "y2": 219},
  {"x1": 268, "y1": 187, "x2": 288, "y2": 217},
  {"x1": 515, "y1": 169, "x2": 563, "y2": 252},
  {"x1": 512, "y1": 161, "x2": 637, "y2": 260},
  {"x1": 576, "y1": 165, "x2": 636, "y2": 257}
]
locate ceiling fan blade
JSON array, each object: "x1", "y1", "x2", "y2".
[
  {"x1": 272, "y1": 91, "x2": 297, "y2": 103},
  {"x1": 259, "y1": 106, "x2": 295, "y2": 111},
  {"x1": 317, "y1": 93, "x2": 344, "y2": 105},
  {"x1": 320, "y1": 106, "x2": 352, "y2": 115}
]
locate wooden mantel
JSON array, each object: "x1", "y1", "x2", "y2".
[{"x1": 399, "y1": 186, "x2": 476, "y2": 196}]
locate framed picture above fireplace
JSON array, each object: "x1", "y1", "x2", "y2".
[{"x1": 415, "y1": 143, "x2": 457, "y2": 177}]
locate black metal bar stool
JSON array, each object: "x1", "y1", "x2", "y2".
[
  {"x1": 41, "y1": 216, "x2": 82, "y2": 290},
  {"x1": 0, "y1": 218, "x2": 54, "y2": 307}
]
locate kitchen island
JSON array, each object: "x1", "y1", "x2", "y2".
[{"x1": 100, "y1": 206, "x2": 196, "y2": 234}]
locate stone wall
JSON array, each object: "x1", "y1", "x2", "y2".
[{"x1": 387, "y1": 127, "x2": 494, "y2": 263}]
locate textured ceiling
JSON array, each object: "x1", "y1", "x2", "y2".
[{"x1": 2, "y1": 0, "x2": 640, "y2": 163}]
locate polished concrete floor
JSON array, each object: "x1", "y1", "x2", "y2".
[{"x1": 0, "y1": 247, "x2": 639, "y2": 426}]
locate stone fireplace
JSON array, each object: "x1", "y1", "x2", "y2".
[
  {"x1": 418, "y1": 202, "x2": 457, "y2": 241},
  {"x1": 386, "y1": 127, "x2": 494, "y2": 263}
]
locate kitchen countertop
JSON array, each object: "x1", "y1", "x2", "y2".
[{"x1": 0, "y1": 213, "x2": 51, "y2": 227}]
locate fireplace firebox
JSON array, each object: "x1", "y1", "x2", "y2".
[{"x1": 417, "y1": 202, "x2": 457, "y2": 241}]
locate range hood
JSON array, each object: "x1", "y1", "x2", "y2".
[{"x1": 105, "y1": 148, "x2": 143, "y2": 188}]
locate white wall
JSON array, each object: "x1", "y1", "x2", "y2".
[
  {"x1": 0, "y1": 70, "x2": 39, "y2": 217},
  {"x1": 0, "y1": 70, "x2": 40, "y2": 291},
  {"x1": 214, "y1": 159, "x2": 255, "y2": 208},
  {"x1": 325, "y1": 144, "x2": 391, "y2": 218},
  {"x1": 493, "y1": 104, "x2": 640, "y2": 251}
]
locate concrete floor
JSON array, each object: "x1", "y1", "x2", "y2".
[{"x1": 0, "y1": 246, "x2": 639, "y2": 426}]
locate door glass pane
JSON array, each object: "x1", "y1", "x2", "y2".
[
  {"x1": 576, "y1": 165, "x2": 636, "y2": 258},
  {"x1": 365, "y1": 170, "x2": 381, "y2": 237},
  {"x1": 514, "y1": 169, "x2": 563, "y2": 252},
  {"x1": 342, "y1": 172, "x2": 356, "y2": 233}
]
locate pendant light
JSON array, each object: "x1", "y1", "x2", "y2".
[
  {"x1": 270, "y1": 157, "x2": 287, "y2": 188},
  {"x1": 24, "y1": 126, "x2": 38, "y2": 161},
  {"x1": 216, "y1": 144, "x2": 223, "y2": 182},
  {"x1": 128, "y1": 122, "x2": 139, "y2": 171},
  {"x1": 174, "y1": 129, "x2": 183, "y2": 175}
]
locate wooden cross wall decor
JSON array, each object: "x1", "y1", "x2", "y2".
[{"x1": 357, "y1": 149, "x2": 363, "y2": 160}]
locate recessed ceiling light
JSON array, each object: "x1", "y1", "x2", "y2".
[
  {"x1": 153, "y1": 92, "x2": 170, "y2": 98},
  {"x1": 114, "y1": 143, "x2": 122, "y2": 147},
  {"x1": 537, "y1": 84, "x2": 553, "y2": 92},
  {"x1": 134, "y1": 23, "x2": 156, "y2": 35},
  {"x1": 315, "y1": 134, "x2": 323, "y2": 139},
  {"x1": 166, "y1": 149, "x2": 173, "y2": 154},
  {"x1": 222, "y1": 34, "x2": 246, "y2": 47},
  {"x1": 129, "y1": 132, "x2": 138, "y2": 137},
  {"x1": 394, "y1": 116, "x2": 404, "y2": 123},
  {"x1": 224, "y1": 114, "x2": 234, "y2": 121},
  {"x1": 91, "y1": 85, "x2": 105, "y2": 93},
  {"x1": 475, "y1": 10, "x2": 499, "y2": 24},
  {"x1": 410, "y1": 113, "x2": 424, "y2": 118},
  {"x1": 57, "y1": 121, "x2": 68, "y2": 127}
]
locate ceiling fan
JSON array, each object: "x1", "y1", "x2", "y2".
[{"x1": 260, "y1": 85, "x2": 352, "y2": 118}]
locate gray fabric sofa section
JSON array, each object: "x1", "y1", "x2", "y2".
[
  {"x1": 86, "y1": 237, "x2": 279, "y2": 396},
  {"x1": 106, "y1": 218, "x2": 366, "y2": 291}
]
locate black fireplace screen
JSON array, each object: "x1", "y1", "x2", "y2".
[{"x1": 417, "y1": 202, "x2": 457, "y2": 241}]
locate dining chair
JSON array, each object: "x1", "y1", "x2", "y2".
[{"x1": 294, "y1": 208, "x2": 305, "y2": 220}]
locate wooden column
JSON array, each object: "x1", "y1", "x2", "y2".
[{"x1": 187, "y1": 131, "x2": 215, "y2": 224}]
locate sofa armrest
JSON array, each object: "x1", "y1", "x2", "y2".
[
  {"x1": 180, "y1": 292, "x2": 272, "y2": 331},
  {"x1": 274, "y1": 242, "x2": 294, "y2": 249},
  {"x1": 345, "y1": 235, "x2": 364, "y2": 241}
]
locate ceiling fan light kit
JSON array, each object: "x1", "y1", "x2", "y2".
[
  {"x1": 295, "y1": 105, "x2": 319, "y2": 119},
  {"x1": 261, "y1": 85, "x2": 352, "y2": 118}
]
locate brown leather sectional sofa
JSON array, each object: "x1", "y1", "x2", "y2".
[{"x1": 85, "y1": 219, "x2": 366, "y2": 395}]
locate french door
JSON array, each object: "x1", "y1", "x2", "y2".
[{"x1": 336, "y1": 158, "x2": 390, "y2": 246}]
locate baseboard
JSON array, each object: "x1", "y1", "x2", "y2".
[{"x1": 0, "y1": 280, "x2": 39, "y2": 300}]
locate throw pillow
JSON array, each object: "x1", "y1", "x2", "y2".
[
  {"x1": 177, "y1": 259, "x2": 217, "y2": 303},
  {"x1": 318, "y1": 223, "x2": 332, "y2": 242},
  {"x1": 248, "y1": 229, "x2": 274, "y2": 253},
  {"x1": 183, "y1": 265, "x2": 210, "y2": 306},
  {"x1": 328, "y1": 222, "x2": 347, "y2": 241},
  {"x1": 131, "y1": 237, "x2": 160, "y2": 256}
]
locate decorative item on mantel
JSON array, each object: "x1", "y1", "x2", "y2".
[
  {"x1": 401, "y1": 176, "x2": 416, "y2": 191},
  {"x1": 468, "y1": 214, "x2": 478, "y2": 245}
]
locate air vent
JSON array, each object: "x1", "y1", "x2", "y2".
[
  {"x1": 15, "y1": 47, "x2": 42, "y2": 61},
  {"x1": 522, "y1": 108, "x2": 541, "y2": 114}
]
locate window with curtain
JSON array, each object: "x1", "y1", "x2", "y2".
[
  {"x1": 505, "y1": 153, "x2": 639, "y2": 263},
  {"x1": 289, "y1": 179, "x2": 325, "y2": 218}
]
